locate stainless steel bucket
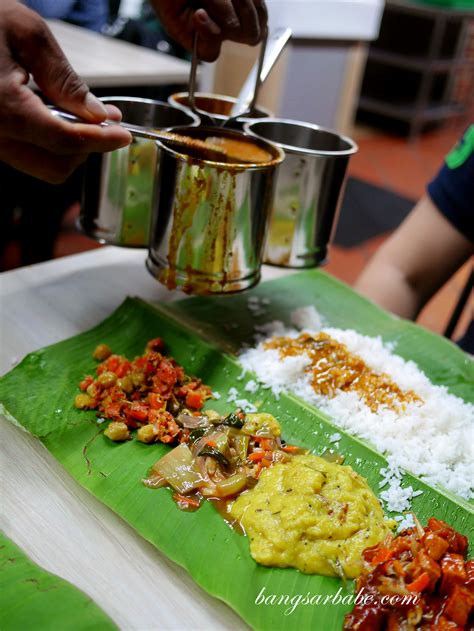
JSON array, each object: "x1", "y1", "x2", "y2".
[
  {"x1": 168, "y1": 92, "x2": 272, "y2": 129},
  {"x1": 146, "y1": 126, "x2": 284, "y2": 295},
  {"x1": 79, "y1": 97, "x2": 199, "y2": 247},
  {"x1": 245, "y1": 119, "x2": 358, "y2": 267}
]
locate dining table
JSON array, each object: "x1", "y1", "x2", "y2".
[
  {"x1": 0, "y1": 246, "x2": 292, "y2": 630},
  {"x1": 1, "y1": 241, "x2": 473, "y2": 631},
  {"x1": 45, "y1": 20, "x2": 191, "y2": 88}
]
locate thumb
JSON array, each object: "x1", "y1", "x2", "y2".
[{"x1": 12, "y1": 8, "x2": 108, "y2": 122}]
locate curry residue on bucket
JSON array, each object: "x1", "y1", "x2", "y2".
[
  {"x1": 154, "y1": 129, "x2": 282, "y2": 294},
  {"x1": 205, "y1": 136, "x2": 273, "y2": 164},
  {"x1": 159, "y1": 162, "x2": 240, "y2": 294},
  {"x1": 265, "y1": 332, "x2": 422, "y2": 412}
]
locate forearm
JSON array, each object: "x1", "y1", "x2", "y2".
[
  {"x1": 354, "y1": 195, "x2": 473, "y2": 320},
  {"x1": 355, "y1": 259, "x2": 425, "y2": 320}
]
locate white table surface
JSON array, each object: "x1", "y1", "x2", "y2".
[
  {"x1": 0, "y1": 247, "x2": 291, "y2": 630},
  {"x1": 46, "y1": 20, "x2": 191, "y2": 88}
]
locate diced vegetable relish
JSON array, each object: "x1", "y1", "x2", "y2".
[
  {"x1": 75, "y1": 339, "x2": 212, "y2": 445},
  {"x1": 344, "y1": 517, "x2": 473, "y2": 630}
]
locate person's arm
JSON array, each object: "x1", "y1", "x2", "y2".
[
  {"x1": 0, "y1": 1, "x2": 131, "y2": 184},
  {"x1": 355, "y1": 195, "x2": 473, "y2": 320},
  {"x1": 151, "y1": 0, "x2": 267, "y2": 61}
]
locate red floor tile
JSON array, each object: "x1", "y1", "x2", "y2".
[
  {"x1": 0, "y1": 242, "x2": 21, "y2": 272},
  {"x1": 53, "y1": 232, "x2": 103, "y2": 259},
  {"x1": 356, "y1": 138, "x2": 428, "y2": 199},
  {"x1": 348, "y1": 149, "x2": 388, "y2": 189},
  {"x1": 324, "y1": 245, "x2": 368, "y2": 286},
  {"x1": 350, "y1": 121, "x2": 467, "y2": 201}
]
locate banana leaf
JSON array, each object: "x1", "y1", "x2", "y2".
[
  {"x1": 0, "y1": 269, "x2": 472, "y2": 630},
  {"x1": 0, "y1": 531, "x2": 116, "y2": 631},
  {"x1": 167, "y1": 269, "x2": 474, "y2": 403}
]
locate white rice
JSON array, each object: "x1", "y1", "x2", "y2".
[
  {"x1": 291, "y1": 305, "x2": 324, "y2": 331},
  {"x1": 238, "y1": 306, "x2": 474, "y2": 504},
  {"x1": 244, "y1": 379, "x2": 259, "y2": 394},
  {"x1": 247, "y1": 296, "x2": 271, "y2": 317},
  {"x1": 394, "y1": 513, "x2": 416, "y2": 532},
  {"x1": 226, "y1": 386, "x2": 258, "y2": 413}
]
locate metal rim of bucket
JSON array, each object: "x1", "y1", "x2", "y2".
[
  {"x1": 145, "y1": 255, "x2": 262, "y2": 295},
  {"x1": 168, "y1": 92, "x2": 273, "y2": 122},
  {"x1": 244, "y1": 117, "x2": 358, "y2": 157},
  {"x1": 100, "y1": 95, "x2": 200, "y2": 128},
  {"x1": 157, "y1": 125, "x2": 285, "y2": 170}
]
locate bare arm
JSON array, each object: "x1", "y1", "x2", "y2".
[{"x1": 355, "y1": 195, "x2": 473, "y2": 319}]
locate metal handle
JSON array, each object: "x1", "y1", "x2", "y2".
[
  {"x1": 223, "y1": 30, "x2": 268, "y2": 127},
  {"x1": 188, "y1": 32, "x2": 200, "y2": 120},
  {"x1": 188, "y1": 30, "x2": 269, "y2": 128},
  {"x1": 49, "y1": 107, "x2": 86, "y2": 124},
  {"x1": 48, "y1": 106, "x2": 164, "y2": 142},
  {"x1": 230, "y1": 27, "x2": 292, "y2": 118}
]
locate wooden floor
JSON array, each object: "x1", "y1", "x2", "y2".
[{"x1": 3, "y1": 120, "x2": 472, "y2": 340}]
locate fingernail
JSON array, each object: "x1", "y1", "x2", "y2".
[
  {"x1": 195, "y1": 9, "x2": 221, "y2": 35},
  {"x1": 120, "y1": 132, "x2": 133, "y2": 147},
  {"x1": 195, "y1": 9, "x2": 208, "y2": 25},
  {"x1": 85, "y1": 92, "x2": 108, "y2": 119},
  {"x1": 105, "y1": 104, "x2": 123, "y2": 122}
]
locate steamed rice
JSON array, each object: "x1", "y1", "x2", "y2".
[{"x1": 238, "y1": 307, "x2": 474, "y2": 502}]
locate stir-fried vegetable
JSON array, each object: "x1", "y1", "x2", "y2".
[
  {"x1": 221, "y1": 413, "x2": 245, "y2": 429},
  {"x1": 74, "y1": 339, "x2": 212, "y2": 445},
  {"x1": 242, "y1": 413, "x2": 281, "y2": 437},
  {"x1": 144, "y1": 409, "x2": 309, "y2": 511},
  {"x1": 344, "y1": 516, "x2": 473, "y2": 630},
  {"x1": 215, "y1": 473, "x2": 248, "y2": 498},
  {"x1": 149, "y1": 444, "x2": 203, "y2": 494}
]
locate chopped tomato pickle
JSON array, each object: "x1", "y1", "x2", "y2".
[
  {"x1": 75, "y1": 340, "x2": 212, "y2": 445},
  {"x1": 344, "y1": 518, "x2": 473, "y2": 630},
  {"x1": 185, "y1": 391, "x2": 204, "y2": 409}
]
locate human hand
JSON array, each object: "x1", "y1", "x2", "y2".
[
  {"x1": 0, "y1": 2, "x2": 132, "y2": 184},
  {"x1": 151, "y1": 0, "x2": 268, "y2": 62}
]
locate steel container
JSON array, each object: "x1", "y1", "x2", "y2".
[
  {"x1": 146, "y1": 126, "x2": 284, "y2": 295},
  {"x1": 79, "y1": 97, "x2": 199, "y2": 247},
  {"x1": 245, "y1": 119, "x2": 358, "y2": 267},
  {"x1": 168, "y1": 92, "x2": 272, "y2": 129}
]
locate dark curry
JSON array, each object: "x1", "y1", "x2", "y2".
[{"x1": 265, "y1": 332, "x2": 422, "y2": 412}]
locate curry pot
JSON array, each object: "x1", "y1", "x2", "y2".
[
  {"x1": 168, "y1": 92, "x2": 272, "y2": 129},
  {"x1": 79, "y1": 97, "x2": 199, "y2": 247},
  {"x1": 146, "y1": 126, "x2": 284, "y2": 295},
  {"x1": 245, "y1": 119, "x2": 358, "y2": 268}
]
